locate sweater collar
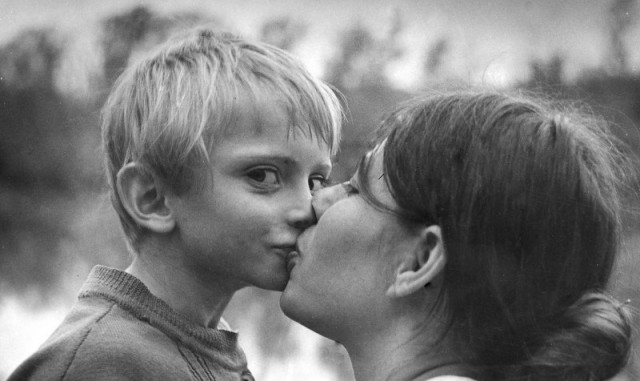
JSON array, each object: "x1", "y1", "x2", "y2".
[{"x1": 79, "y1": 265, "x2": 242, "y2": 354}]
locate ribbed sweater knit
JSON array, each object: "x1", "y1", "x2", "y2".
[{"x1": 8, "y1": 266, "x2": 254, "y2": 381}]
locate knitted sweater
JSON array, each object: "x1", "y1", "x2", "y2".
[{"x1": 8, "y1": 266, "x2": 254, "y2": 381}]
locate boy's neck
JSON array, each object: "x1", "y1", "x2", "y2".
[{"x1": 126, "y1": 242, "x2": 238, "y2": 328}]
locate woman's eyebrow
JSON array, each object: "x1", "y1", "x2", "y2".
[
  {"x1": 355, "y1": 154, "x2": 368, "y2": 177},
  {"x1": 355, "y1": 151, "x2": 374, "y2": 186},
  {"x1": 358, "y1": 149, "x2": 384, "y2": 181}
]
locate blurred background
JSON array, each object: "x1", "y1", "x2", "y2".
[{"x1": 1, "y1": 0, "x2": 639, "y2": 380}]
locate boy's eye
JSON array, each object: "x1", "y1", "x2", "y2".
[
  {"x1": 308, "y1": 176, "x2": 329, "y2": 192},
  {"x1": 247, "y1": 168, "x2": 279, "y2": 186}
]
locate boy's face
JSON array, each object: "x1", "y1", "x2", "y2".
[{"x1": 168, "y1": 97, "x2": 332, "y2": 292}]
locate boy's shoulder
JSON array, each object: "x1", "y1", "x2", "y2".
[{"x1": 8, "y1": 296, "x2": 188, "y2": 380}]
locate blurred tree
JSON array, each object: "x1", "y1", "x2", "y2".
[
  {"x1": 259, "y1": 17, "x2": 307, "y2": 51},
  {"x1": 0, "y1": 28, "x2": 100, "y2": 191},
  {"x1": 519, "y1": 56, "x2": 640, "y2": 181},
  {"x1": 575, "y1": 73, "x2": 640, "y2": 167},
  {"x1": 322, "y1": 11, "x2": 412, "y2": 181},
  {"x1": 325, "y1": 9, "x2": 404, "y2": 90},
  {"x1": 0, "y1": 29, "x2": 61, "y2": 91},
  {"x1": 607, "y1": 0, "x2": 638, "y2": 75},
  {"x1": 101, "y1": 6, "x2": 221, "y2": 88},
  {"x1": 523, "y1": 54, "x2": 566, "y2": 93},
  {"x1": 102, "y1": 6, "x2": 154, "y2": 85},
  {"x1": 423, "y1": 37, "x2": 449, "y2": 79},
  {"x1": 325, "y1": 23, "x2": 375, "y2": 89},
  {"x1": 0, "y1": 27, "x2": 106, "y2": 305}
]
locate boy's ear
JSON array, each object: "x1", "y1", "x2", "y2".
[
  {"x1": 386, "y1": 225, "x2": 446, "y2": 298},
  {"x1": 116, "y1": 162, "x2": 175, "y2": 234}
]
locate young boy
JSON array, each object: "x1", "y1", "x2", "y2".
[{"x1": 9, "y1": 28, "x2": 342, "y2": 380}]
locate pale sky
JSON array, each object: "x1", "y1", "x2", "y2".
[{"x1": 1, "y1": 0, "x2": 639, "y2": 88}]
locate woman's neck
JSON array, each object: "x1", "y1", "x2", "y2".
[{"x1": 344, "y1": 316, "x2": 470, "y2": 381}]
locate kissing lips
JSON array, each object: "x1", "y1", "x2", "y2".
[{"x1": 285, "y1": 250, "x2": 299, "y2": 274}]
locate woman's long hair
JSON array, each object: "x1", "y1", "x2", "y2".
[{"x1": 372, "y1": 89, "x2": 634, "y2": 380}]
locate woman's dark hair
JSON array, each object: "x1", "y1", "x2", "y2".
[{"x1": 370, "y1": 89, "x2": 634, "y2": 380}]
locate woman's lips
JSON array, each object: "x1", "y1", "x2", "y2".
[
  {"x1": 273, "y1": 245, "x2": 296, "y2": 257},
  {"x1": 285, "y1": 250, "x2": 299, "y2": 274}
]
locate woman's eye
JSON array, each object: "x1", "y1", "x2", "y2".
[
  {"x1": 247, "y1": 168, "x2": 279, "y2": 186},
  {"x1": 308, "y1": 177, "x2": 328, "y2": 192},
  {"x1": 344, "y1": 181, "x2": 359, "y2": 196}
]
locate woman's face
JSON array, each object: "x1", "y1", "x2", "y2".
[{"x1": 280, "y1": 142, "x2": 421, "y2": 341}]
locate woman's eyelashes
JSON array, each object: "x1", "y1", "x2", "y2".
[
  {"x1": 309, "y1": 176, "x2": 330, "y2": 192},
  {"x1": 343, "y1": 179, "x2": 359, "y2": 196}
]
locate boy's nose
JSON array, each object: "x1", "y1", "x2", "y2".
[
  {"x1": 311, "y1": 182, "x2": 350, "y2": 220},
  {"x1": 287, "y1": 188, "x2": 316, "y2": 230},
  {"x1": 288, "y1": 205, "x2": 315, "y2": 231}
]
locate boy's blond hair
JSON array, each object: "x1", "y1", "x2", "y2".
[{"x1": 101, "y1": 28, "x2": 343, "y2": 250}]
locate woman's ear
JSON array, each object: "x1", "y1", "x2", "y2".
[
  {"x1": 386, "y1": 225, "x2": 446, "y2": 298},
  {"x1": 116, "y1": 162, "x2": 176, "y2": 234}
]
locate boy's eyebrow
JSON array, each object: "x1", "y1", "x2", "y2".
[
  {"x1": 241, "y1": 154, "x2": 295, "y2": 165},
  {"x1": 235, "y1": 153, "x2": 331, "y2": 170}
]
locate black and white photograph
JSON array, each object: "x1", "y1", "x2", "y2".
[{"x1": 1, "y1": 1, "x2": 639, "y2": 380}]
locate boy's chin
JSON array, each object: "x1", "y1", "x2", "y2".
[{"x1": 251, "y1": 272, "x2": 289, "y2": 292}]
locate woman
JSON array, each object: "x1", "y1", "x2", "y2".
[{"x1": 281, "y1": 90, "x2": 634, "y2": 381}]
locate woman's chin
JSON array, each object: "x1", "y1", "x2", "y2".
[
  {"x1": 280, "y1": 289, "x2": 340, "y2": 342},
  {"x1": 279, "y1": 284, "x2": 300, "y2": 320},
  {"x1": 280, "y1": 287, "x2": 315, "y2": 327}
]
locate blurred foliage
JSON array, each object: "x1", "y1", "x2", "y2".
[
  {"x1": 1, "y1": 3, "x2": 639, "y2": 380},
  {"x1": 101, "y1": 6, "x2": 222, "y2": 86},
  {"x1": 259, "y1": 17, "x2": 307, "y2": 51},
  {"x1": 0, "y1": 27, "x2": 105, "y2": 305},
  {"x1": 326, "y1": 9, "x2": 404, "y2": 90},
  {"x1": 424, "y1": 37, "x2": 449, "y2": 77},
  {"x1": 608, "y1": 0, "x2": 638, "y2": 74}
]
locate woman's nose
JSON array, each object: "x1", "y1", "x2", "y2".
[{"x1": 311, "y1": 182, "x2": 350, "y2": 219}]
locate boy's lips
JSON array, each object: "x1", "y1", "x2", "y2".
[
  {"x1": 273, "y1": 245, "x2": 297, "y2": 258},
  {"x1": 283, "y1": 226, "x2": 313, "y2": 274}
]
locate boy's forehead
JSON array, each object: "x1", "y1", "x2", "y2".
[
  {"x1": 224, "y1": 91, "x2": 317, "y2": 141},
  {"x1": 212, "y1": 91, "x2": 332, "y2": 166},
  {"x1": 225, "y1": 93, "x2": 285, "y2": 135}
]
